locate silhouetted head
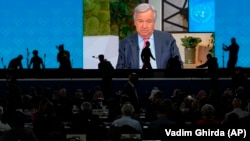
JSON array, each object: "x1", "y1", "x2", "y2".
[
  {"x1": 231, "y1": 37, "x2": 236, "y2": 43},
  {"x1": 129, "y1": 72, "x2": 138, "y2": 85},
  {"x1": 58, "y1": 44, "x2": 64, "y2": 51},
  {"x1": 17, "y1": 55, "x2": 23, "y2": 60},
  {"x1": 32, "y1": 50, "x2": 38, "y2": 55},
  {"x1": 98, "y1": 54, "x2": 105, "y2": 61},
  {"x1": 206, "y1": 53, "x2": 212, "y2": 59},
  {"x1": 145, "y1": 41, "x2": 150, "y2": 48}
]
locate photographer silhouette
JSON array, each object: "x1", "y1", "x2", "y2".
[{"x1": 57, "y1": 44, "x2": 72, "y2": 78}]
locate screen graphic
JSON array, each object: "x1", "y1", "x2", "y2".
[
  {"x1": 189, "y1": 0, "x2": 215, "y2": 32},
  {"x1": 0, "y1": 0, "x2": 83, "y2": 69}
]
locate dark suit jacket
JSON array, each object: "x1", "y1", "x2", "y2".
[
  {"x1": 116, "y1": 30, "x2": 183, "y2": 69},
  {"x1": 120, "y1": 81, "x2": 140, "y2": 113}
]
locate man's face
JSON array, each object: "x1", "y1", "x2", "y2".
[{"x1": 134, "y1": 9, "x2": 155, "y2": 39}]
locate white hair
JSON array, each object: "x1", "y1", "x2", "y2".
[{"x1": 133, "y1": 3, "x2": 157, "y2": 21}]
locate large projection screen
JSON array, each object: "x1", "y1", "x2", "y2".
[{"x1": 0, "y1": 0, "x2": 249, "y2": 69}]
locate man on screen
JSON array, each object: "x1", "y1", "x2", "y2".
[{"x1": 116, "y1": 3, "x2": 183, "y2": 69}]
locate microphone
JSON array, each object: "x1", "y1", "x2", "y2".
[
  {"x1": 92, "y1": 56, "x2": 98, "y2": 59},
  {"x1": 27, "y1": 48, "x2": 30, "y2": 56},
  {"x1": 1, "y1": 57, "x2": 6, "y2": 69}
]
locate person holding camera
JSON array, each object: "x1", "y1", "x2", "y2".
[{"x1": 57, "y1": 44, "x2": 72, "y2": 78}]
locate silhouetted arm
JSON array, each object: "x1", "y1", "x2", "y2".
[
  {"x1": 196, "y1": 60, "x2": 209, "y2": 68},
  {"x1": 149, "y1": 51, "x2": 155, "y2": 60}
]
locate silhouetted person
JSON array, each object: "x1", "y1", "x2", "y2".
[
  {"x1": 71, "y1": 101, "x2": 106, "y2": 140},
  {"x1": 197, "y1": 54, "x2": 219, "y2": 91},
  {"x1": 7, "y1": 54, "x2": 23, "y2": 80},
  {"x1": 166, "y1": 55, "x2": 182, "y2": 77},
  {"x1": 120, "y1": 73, "x2": 140, "y2": 114},
  {"x1": 147, "y1": 102, "x2": 177, "y2": 140},
  {"x1": 57, "y1": 44, "x2": 71, "y2": 78},
  {"x1": 141, "y1": 41, "x2": 155, "y2": 69},
  {"x1": 28, "y1": 50, "x2": 45, "y2": 78},
  {"x1": 223, "y1": 37, "x2": 239, "y2": 74},
  {"x1": 1, "y1": 110, "x2": 38, "y2": 141},
  {"x1": 98, "y1": 54, "x2": 114, "y2": 100}
]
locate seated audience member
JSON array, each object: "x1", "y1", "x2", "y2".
[
  {"x1": 147, "y1": 102, "x2": 177, "y2": 140},
  {"x1": 234, "y1": 86, "x2": 248, "y2": 108},
  {"x1": 32, "y1": 98, "x2": 49, "y2": 124},
  {"x1": 239, "y1": 102, "x2": 250, "y2": 128},
  {"x1": 0, "y1": 106, "x2": 11, "y2": 133},
  {"x1": 222, "y1": 112, "x2": 240, "y2": 127},
  {"x1": 32, "y1": 100, "x2": 64, "y2": 141},
  {"x1": 170, "y1": 88, "x2": 184, "y2": 110},
  {"x1": 71, "y1": 89, "x2": 86, "y2": 115},
  {"x1": 145, "y1": 90, "x2": 165, "y2": 121},
  {"x1": 72, "y1": 89, "x2": 86, "y2": 110},
  {"x1": 1, "y1": 109, "x2": 38, "y2": 141},
  {"x1": 106, "y1": 97, "x2": 121, "y2": 122},
  {"x1": 219, "y1": 88, "x2": 234, "y2": 119},
  {"x1": 110, "y1": 103, "x2": 143, "y2": 135},
  {"x1": 162, "y1": 99, "x2": 186, "y2": 126},
  {"x1": 179, "y1": 95, "x2": 196, "y2": 122},
  {"x1": 91, "y1": 86, "x2": 105, "y2": 109},
  {"x1": 148, "y1": 87, "x2": 160, "y2": 101},
  {"x1": 179, "y1": 95, "x2": 194, "y2": 114},
  {"x1": 222, "y1": 97, "x2": 249, "y2": 124},
  {"x1": 71, "y1": 101, "x2": 106, "y2": 140},
  {"x1": 194, "y1": 104, "x2": 221, "y2": 127},
  {"x1": 55, "y1": 88, "x2": 73, "y2": 122}
]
